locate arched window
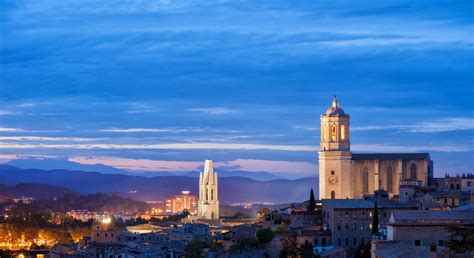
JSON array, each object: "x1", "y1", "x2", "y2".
[
  {"x1": 340, "y1": 124, "x2": 346, "y2": 141},
  {"x1": 387, "y1": 165, "x2": 393, "y2": 192},
  {"x1": 331, "y1": 125, "x2": 337, "y2": 142},
  {"x1": 362, "y1": 166, "x2": 369, "y2": 193},
  {"x1": 206, "y1": 189, "x2": 209, "y2": 201},
  {"x1": 331, "y1": 191, "x2": 336, "y2": 199},
  {"x1": 410, "y1": 164, "x2": 417, "y2": 179},
  {"x1": 211, "y1": 189, "x2": 214, "y2": 200}
]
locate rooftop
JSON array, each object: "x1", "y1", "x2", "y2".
[
  {"x1": 390, "y1": 210, "x2": 474, "y2": 225},
  {"x1": 323, "y1": 199, "x2": 417, "y2": 209},
  {"x1": 323, "y1": 96, "x2": 347, "y2": 117}
]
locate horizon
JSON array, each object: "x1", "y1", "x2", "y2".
[{"x1": 1, "y1": 0, "x2": 473, "y2": 178}]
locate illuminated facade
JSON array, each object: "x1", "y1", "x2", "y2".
[
  {"x1": 197, "y1": 160, "x2": 220, "y2": 220},
  {"x1": 165, "y1": 191, "x2": 198, "y2": 214},
  {"x1": 319, "y1": 96, "x2": 433, "y2": 199}
]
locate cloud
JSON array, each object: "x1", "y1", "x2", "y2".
[
  {"x1": 0, "y1": 127, "x2": 23, "y2": 132},
  {"x1": 1, "y1": 140, "x2": 470, "y2": 153},
  {"x1": 0, "y1": 136, "x2": 108, "y2": 142},
  {"x1": 219, "y1": 159, "x2": 316, "y2": 175},
  {"x1": 69, "y1": 156, "x2": 316, "y2": 174},
  {"x1": 0, "y1": 127, "x2": 60, "y2": 133},
  {"x1": 292, "y1": 125, "x2": 319, "y2": 131},
  {"x1": 0, "y1": 154, "x2": 59, "y2": 163},
  {"x1": 0, "y1": 110, "x2": 18, "y2": 115},
  {"x1": 188, "y1": 107, "x2": 238, "y2": 115},
  {"x1": 98, "y1": 128, "x2": 203, "y2": 133},
  {"x1": 352, "y1": 118, "x2": 474, "y2": 133},
  {"x1": 0, "y1": 142, "x2": 316, "y2": 151},
  {"x1": 69, "y1": 156, "x2": 202, "y2": 172}
]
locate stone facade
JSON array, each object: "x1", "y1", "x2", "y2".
[
  {"x1": 371, "y1": 210, "x2": 474, "y2": 257},
  {"x1": 319, "y1": 97, "x2": 433, "y2": 199},
  {"x1": 321, "y1": 199, "x2": 417, "y2": 253},
  {"x1": 198, "y1": 160, "x2": 220, "y2": 220}
]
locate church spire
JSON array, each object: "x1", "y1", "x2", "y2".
[{"x1": 332, "y1": 95, "x2": 338, "y2": 108}]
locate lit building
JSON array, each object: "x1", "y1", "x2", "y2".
[
  {"x1": 198, "y1": 160, "x2": 220, "y2": 220},
  {"x1": 165, "y1": 191, "x2": 198, "y2": 214},
  {"x1": 91, "y1": 218, "x2": 123, "y2": 244},
  {"x1": 319, "y1": 96, "x2": 433, "y2": 199}
]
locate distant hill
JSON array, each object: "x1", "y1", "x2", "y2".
[
  {"x1": 0, "y1": 183, "x2": 76, "y2": 200},
  {"x1": 0, "y1": 165, "x2": 318, "y2": 204},
  {"x1": 180, "y1": 170, "x2": 283, "y2": 181},
  {"x1": 6, "y1": 158, "x2": 132, "y2": 175},
  {"x1": 5, "y1": 158, "x2": 286, "y2": 181}
]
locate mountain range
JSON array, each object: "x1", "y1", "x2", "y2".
[
  {"x1": 5, "y1": 158, "x2": 285, "y2": 181},
  {"x1": 0, "y1": 165, "x2": 318, "y2": 204}
]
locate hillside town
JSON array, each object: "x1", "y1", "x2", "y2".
[{"x1": 0, "y1": 99, "x2": 473, "y2": 258}]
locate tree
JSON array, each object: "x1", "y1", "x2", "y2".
[
  {"x1": 371, "y1": 201, "x2": 379, "y2": 235},
  {"x1": 256, "y1": 228, "x2": 275, "y2": 245},
  {"x1": 448, "y1": 226, "x2": 474, "y2": 253},
  {"x1": 308, "y1": 188, "x2": 316, "y2": 215},
  {"x1": 355, "y1": 243, "x2": 371, "y2": 258},
  {"x1": 186, "y1": 240, "x2": 203, "y2": 258},
  {"x1": 299, "y1": 240, "x2": 314, "y2": 258},
  {"x1": 279, "y1": 236, "x2": 298, "y2": 258}
]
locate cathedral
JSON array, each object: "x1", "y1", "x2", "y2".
[
  {"x1": 319, "y1": 97, "x2": 433, "y2": 199},
  {"x1": 197, "y1": 160, "x2": 220, "y2": 220}
]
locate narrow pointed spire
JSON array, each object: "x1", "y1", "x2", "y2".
[{"x1": 332, "y1": 95, "x2": 338, "y2": 108}]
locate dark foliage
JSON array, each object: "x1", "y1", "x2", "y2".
[
  {"x1": 21, "y1": 192, "x2": 150, "y2": 213},
  {"x1": 307, "y1": 188, "x2": 316, "y2": 214},
  {"x1": 256, "y1": 228, "x2": 275, "y2": 244},
  {"x1": 448, "y1": 226, "x2": 474, "y2": 253},
  {"x1": 371, "y1": 201, "x2": 379, "y2": 235}
]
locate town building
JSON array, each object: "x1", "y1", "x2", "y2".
[
  {"x1": 433, "y1": 173, "x2": 474, "y2": 193},
  {"x1": 91, "y1": 219, "x2": 123, "y2": 244},
  {"x1": 400, "y1": 179, "x2": 471, "y2": 210},
  {"x1": 319, "y1": 96, "x2": 433, "y2": 199},
  {"x1": 198, "y1": 160, "x2": 220, "y2": 220},
  {"x1": 321, "y1": 198, "x2": 417, "y2": 254},
  {"x1": 372, "y1": 210, "x2": 474, "y2": 257},
  {"x1": 165, "y1": 190, "x2": 198, "y2": 214}
]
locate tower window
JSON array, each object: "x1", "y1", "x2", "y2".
[
  {"x1": 331, "y1": 125, "x2": 337, "y2": 142},
  {"x1": 340, "y1": 124, "x2": 345, "y2": 140},
  {"x1": 331, "y1": 191, "x2": 335, "y2": 199},
  {"x1": 331, "y1": 170, "x2": 335, "y2": 175}
]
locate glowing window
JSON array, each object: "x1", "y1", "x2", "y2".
[
  {"x1": 340, "y1": 124, "x2": 346, "y2": 140},
  {"x1": 331, "y1": 125, "x2": 337, "y2": 141}
]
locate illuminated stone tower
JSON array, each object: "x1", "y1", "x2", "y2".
[
  {"x1": 319, "y1": 96, "x2": 353, "y2": 199},
  {"x1": 198, "y1": 160, "x2": 219, "y2": 219}
]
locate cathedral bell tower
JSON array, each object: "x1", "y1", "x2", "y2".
[
  {"x1": 319, "y1": 96, "x2": 353, "y2": 199},
  {"x1": 198, "y1": 160, "x2": 219, "y2": 220}
]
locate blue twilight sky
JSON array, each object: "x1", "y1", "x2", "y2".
[{"x1": 0, "y1": 0, "x2": 473, "y2": 178}]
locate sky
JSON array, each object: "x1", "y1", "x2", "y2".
[{"x1": 0, "y1": 0, "x2": 473, "y2": 178}]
